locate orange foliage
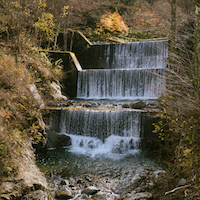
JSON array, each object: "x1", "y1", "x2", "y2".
[{"x1": 97, "y1": 12, "x2": 129, "y2": 35}]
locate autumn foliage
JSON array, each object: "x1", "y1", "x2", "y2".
[{"x1": 97, "y1": 12, "x2": 129, "y2": 35}]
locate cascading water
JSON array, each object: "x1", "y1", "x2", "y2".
[
  {"x1": 41, "y1": 39, "x2": 168, "y2": 200},
  {"x1": 49, "y1": 108, "x2": 143, "y2": 156},
  {"x1": 78, "y1": 40, "x2": 168, "y2": 69},
  {"x1": 50, "y1": 40, "x2": 167, "y2": 156},
  {"x1": 101, "y1": 40, "x2": 168, "y2": 69},
  {"x1": 77, "y1": 68, "x2": 165, "y2": 100}
]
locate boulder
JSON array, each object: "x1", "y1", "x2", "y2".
[
  {"x1": 55, "y1": 190, "x2": 74, "y2": 199},
  {"x1": 81, "y1": 186, "x2": 99, "y2": 196},
  {"x1": 50, "y1": 82, "x2": 68, "y2": 101},
  {"x1": 122, "y1": 104, "x2": 130, "y2": 108},
  {"x1": 130, "y1": 101, "x2": 146, "y2": 109},
  {"x1": 178, "y1": 178, "x2": 187, "y2": 187},
  {"x1": 46, "y1": 128, "x2": 71, "y2": 148},
  {"x1": 124, "y1": 192, "x2": 152, "y2": 200},
  {"x1": 57, "y1": 134, "x2": 71, "y2": 147},
  {"x1": 152, "y1": 170, "x2": 166, "y2": 181}
]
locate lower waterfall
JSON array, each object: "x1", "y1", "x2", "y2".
[{"x1": 49, "y1": 108, "x2": 143, "y2": 157}]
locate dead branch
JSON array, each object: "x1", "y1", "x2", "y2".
[{"x1": 165, "y1": 184, "x2": 191, "y2": 195}]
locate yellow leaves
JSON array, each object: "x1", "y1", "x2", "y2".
[
  {"x1": 34, "y1": 13, "x2": 55, "y2": 41},
  {"x1": 171, "y1": 119, "x2": 176, "y2": 124},
  {"x1": 36, "y1": 78, "x2": 42, "y2": 83},
  {"x1": 62, "y1": 6, "x2": 70, "y2": 17},
  {"x1": 18, "y1": 103, "x2": 26, "y2": 110},
  {"x1": 97, "y1": 12, "x2": 129, "y2": 35},
  {"x1": 183, "y1": 148, "x2": 192, "y2": 157}
]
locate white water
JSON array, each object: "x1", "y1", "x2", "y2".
[
  {"x1": 58, "y1": 109, "x2": 141, "y2": 138},
  {"x1": 50, "y1": 109, "x2": 142, "y2": 156},
  {"x1": 100, "y1": 40, "x2": 168, "y2": 69},
  {"x1": 49, "y1": 40, "x2": 168, "y2": 157},
  {"x1": 63, "y1": 134, "x2": 140, "y2": 158},
  {"x1": 77, "y1": 68, "x2": 165, "y2": 100}
]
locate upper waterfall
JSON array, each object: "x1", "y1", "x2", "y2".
[{"x1": 77, "y1": 40, "x2": 168, "y2": 69}]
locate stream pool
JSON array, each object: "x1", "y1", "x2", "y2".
[{"x1": 37, "y1": 147, "x2": 163, "y2": 199}]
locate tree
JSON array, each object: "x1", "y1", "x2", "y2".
[
  {"x1": 171, "y1": 0, "x2": 177, "y2": 49},
  {"x1": 194, "y1": 0, "x2": 200, "y2": 98}
]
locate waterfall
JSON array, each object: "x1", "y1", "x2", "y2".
[
  {"x1": 102, "y1": 40, "x2": 168, "y2": 69},
  {"x1": 79, "y1": 40, "x2": 168, "y2": 69},
  {"x1": 49, "y1": 39, "x2": 168, "y2": 156},
  {"x1": 49, "y1": 108, "x2": 142, "y2": 155},
  {"x1": 77, "y1": 68, "x2": 165, "y2": 100}
]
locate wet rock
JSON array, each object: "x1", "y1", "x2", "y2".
[
  {"x1": 152, "y1": 170, "x2": 166, "y2": 181},
  {"x1": 85, "y1": 175, "x2": 93, "y2": 182},
  {"x1": 134, "y1": 187, "x2": 145, "y2": 193},
  {"x1": 122, "y1": 104, "x2": 130, "y2": 108},
  {"x1": 88, "y1": 140, "x2": 95, "y2": 149},
  {"x1": 82, "y1": 101, "x2": 99, "y2": 108},
  {"x1": 94, "y1": 191, "x2": 120, "y2": 200},
  {"x1": 178, "y1": 178, "x2": 187, "y2": 187},
  {"x1": 46, "y1": 128, "x2": 71, "y2": 148},
  {"x1": 60, "y1": 180, "x2": 69, "y2": 185},
  {"x1": 81, "y1": 186, "x2": 99, "y2": 195},
  {"x1": 124, "y1": 192, "x2": 152, "y2": 200},
  {"x1": 130, "y1": 101, "x2": 146, "y2": 109},
  {"x1": 57, "y1": 134, "x2": 71, "y2": 147},
  {"x1": 55, "y1": 190, "x2": 74, "y2": 199}
]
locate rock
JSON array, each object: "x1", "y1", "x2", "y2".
[
  {"x1": 60, "y1": 180, "x2": 69, "y2": 185},
  {"x1": 152, "y1": 170, "x2": 166, "y2": 180},
  {"x1": 82, "y1": 101, "x2": 99, "y2": 108},
  {"x1": 93, "y1": 191, "x2": 120, "y2": 200},
  {"x1": 134, "y1": 187, "x2": 145, "y2": 193},
  {"x1": 77, "y1": 179, "x2": 84, "y2": 184},
  {"x1": 85, "y1": 175, "x2": 93, "y2": 182},
  {"x1": 123, "y1": 192, "x2": 152, "y2": 200},
  {"x1": 0, "y1": 144, "x2": 48, "y2": 200},
  {"x1": 122, "y1": 104, "x2": 130, "y2": 108},
  {"x1": 178, "y1": 178, "x2": 187, "y2": 187},
  {"x1": 130, "y1": 101, "x2": 146, "y2": 109},
  {"x1": 57, "y1": 134, "x2": 71, "y2": 147},
  {"x1": 29, "y1": 84, "x2": 45, "y2": 109},
  {"x1": 81, "y1": 186, "x2": 99, "y2": 195},
  {"x1": 55, "y1": 190, "x2": 74, "y2": 199},
  {"x1": 50, "y1": 81, "x2": 68, "y2": 101},
  {"x1": 46, "y1": 128, "x2": 71, "y2": 148}
]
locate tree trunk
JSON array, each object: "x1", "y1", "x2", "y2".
[
  {"x1": 194, "y1": 1, "x2": 200, "y2": 98},
  {"x1": 171, "y1": 0, "x2": 177, "y2": 49}
]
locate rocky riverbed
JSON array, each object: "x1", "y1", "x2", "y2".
[
  {"x1": 48, "y1": 167, "x2": 167, "y2": 200},
  {"x1": 37, "y1": 148, "x2": 168, "y2": 200}
]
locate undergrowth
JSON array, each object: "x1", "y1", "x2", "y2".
[{"x1": 0, "y1": 40, "x2": 63, "y2": 177}]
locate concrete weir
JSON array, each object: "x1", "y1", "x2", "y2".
[{"x1": 47, "y1": 31, "x2": 168, "y2": 154}]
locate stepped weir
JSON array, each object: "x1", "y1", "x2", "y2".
[{"x1": 49, "y1": 39, "x2": 168, "y2": 156}]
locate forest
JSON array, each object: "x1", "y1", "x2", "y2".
[{"x1": 0, "y1": 0, "x2": 200, "y2": 199}]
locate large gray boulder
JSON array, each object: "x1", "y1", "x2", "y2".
[{"x1": 46, "y1": 128, "x2": 71, "y2": 148}]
